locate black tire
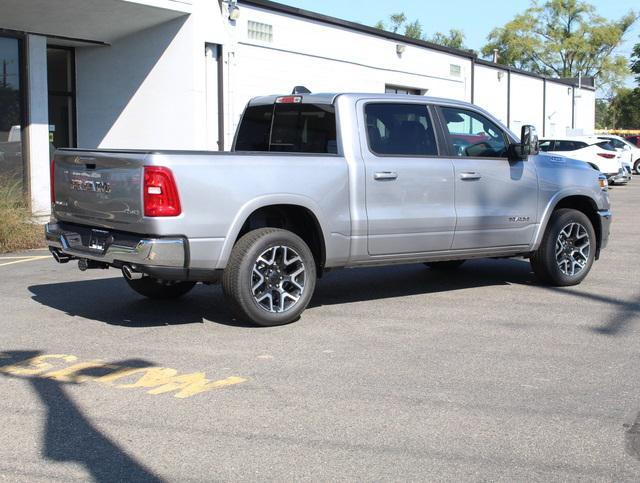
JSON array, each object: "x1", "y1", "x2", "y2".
[
  {"x1": 530, "y1": 208, "x2": 596, "y2": 286},
  {"x1": 634, "y1": 160, "x2": 640, "y2": 176},
  {"x1": 124, "y1": 276, "x2": 196, "y2": 299},
  {"x1": 424, "y1": 260, "x2": 466, "y2": 270},
  {"x1": 222, "y1": 228, "x2": 317, "y2": 327}
]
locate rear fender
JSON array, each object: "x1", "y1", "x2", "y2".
[{"x1": 216, "y1": 194, "x2": 328, "y2": 270}]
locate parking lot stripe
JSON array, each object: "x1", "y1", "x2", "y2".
[{"x1": 0, "y1": 256, "x2": 50, "y2": 267}]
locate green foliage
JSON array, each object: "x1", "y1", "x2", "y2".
[
  {"x1": 595, "y1": 88, "x2": 640, "y2": 129},
  {"x1": 631, "y1": 35, "x2": 640, "y2": 85},
  {"x1": 373, "y1": 13, "x2": 466, "y2": 48},
  {"x1": 0, "y1": 178, "x2": 44, "y2": 253},
  {"x1": 481, "y1": 0, "x2": 637, "y2": 93},
  {"x1": 404, "y1": 20, "x2": 423, "y2": 40},
  {"x1": 431, "y1": 29, "x2": 466, "y2": 49}
]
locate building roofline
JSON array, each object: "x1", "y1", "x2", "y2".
[
  {"x1": 239, "y1": 0, "x2": 477, "y2": 60},
  {"x1": 240, "y1": 0, "x2": 596, "y2": 91}
]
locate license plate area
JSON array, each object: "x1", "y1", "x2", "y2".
[{"x1": 89, "y1": 229, "x2": 111, "y2": 252}]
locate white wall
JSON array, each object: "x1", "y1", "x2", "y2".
[
  {"x1": 510, "y1": 73, "x2": 544, "y2": 135},
  {"x1": 25, "y1": 34, "x2": 51, "y2": 216},
  {"x1": 473, "y1": 64, "x2": 508, "y2": 125},
  {"x1": 75, "y1": 0, "x2": 224, "y2": 150},
  {"x1": 544, "y1": 81, "x2": 574, "y2": 138},
  {"x1": 573, "y1": 87, "x2": 595, "y2": 136},
  {"x1": 224, "y1": 3, "x2": 472, "y2": 145}
]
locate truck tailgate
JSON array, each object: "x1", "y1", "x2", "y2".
[{"x1": 53, "y1": 149, "x2": 148, "y2": 226}]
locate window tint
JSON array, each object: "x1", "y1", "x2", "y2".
[
  {"x1": 364, "y1": 103, "x2": 438, "y2": 156},
  {"x1": 441, "y1": 107, "x2": 507, "y2": 158},
  {"x1": 234, "y1": 105, "x2": 272, "y2": 151},
  {"x1": 554, "y1": 141, "x2": 582, "y2": 152},
  {"x1": 235, "y1": 103, "x2": 337, "y2": 154},
  {"x1": 596, "y1": 141, "x2": 616, "y2": 152},
  {"x1": 539, "y1": 140, "x2": 553, "y2": 152}
]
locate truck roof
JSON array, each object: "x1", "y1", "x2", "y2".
[{"x1": 247, "y1": 92, "x2": 478, "y2": 110}]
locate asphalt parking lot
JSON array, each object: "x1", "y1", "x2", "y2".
[{"x1": 1, "y1": 183, "x2": 639, "y2": 482}]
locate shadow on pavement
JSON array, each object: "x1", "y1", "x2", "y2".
[
  {"x1": 0, "y1": 351, "x2": 162, "y2": 482},
  {"x1": 28, "y1": 259, "x2": 537, "y2": 327}
]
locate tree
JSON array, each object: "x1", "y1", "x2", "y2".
[
  {"x1": 431, "y1": 29, "x2": 465, "y2": 49},
  {"x1": 595, "y1": 88, "x2": 640, "y2": 129},
  {"x1": 374, "y1": 13, "x2": 466, "y2": 48},
  {"x1": 631, "y1": 35, "x2": 640, "y2": 85},
  {"x1": 482, "y1": 0, "x2": 637, "y2": 93}
]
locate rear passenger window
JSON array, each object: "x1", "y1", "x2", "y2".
[
  {"x1": 554, "y1": 141, "x2": 581, "y2": 152},
  {"x1": 235, "y1": 103, "x2": 337, "y2": 154},
  {"x1": 364, "y1": 103, "x2": 438, "y2": 156},
  {"x1": 441, "y1": 107, "x2": 508, "y2": 158}
]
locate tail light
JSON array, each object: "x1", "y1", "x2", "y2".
[
  {"x1": 597, "y1": 153, "x2": 616, "y2": 159},
  {"x1": 50, "y1": 159, "x2": 55, "y2": 204},
  {"x1": 143, "y1": 166, "x2": 181, "y2": 217}
]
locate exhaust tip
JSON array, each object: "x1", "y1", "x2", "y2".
[
  {"x1": 51, "y1": 249, "x2": 72, "y2": 264},
  {"x1": 122, "y1": 264, "x2": 144, "y2": 280}
]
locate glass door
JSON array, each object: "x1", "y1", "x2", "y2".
[{"x1": 47, "y1": 46, "x2": 76, "y2": 149}]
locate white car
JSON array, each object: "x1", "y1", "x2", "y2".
[
  {"x1": 597, "y1": 134, "x2": 640, "y2": 176},
  {"x1": 539, "y1": 137, "x2": 629, "y2": 185}
]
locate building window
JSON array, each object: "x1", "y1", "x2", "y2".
[
  {"x1": 449, "y1": 64, "x2": 461, "y2": 77},
  {"x1": 0, "y1": 35, "x2": 25, "y2": 191},
  {"x1": 47, "y1": 46, "x2": 76, "y2": 149},
  {"x1": 385, "y1": 85, "x2": 423, "y2": 95},
  {"x1": 248, "y1": 21, "x2": 273, "y2": 42}
]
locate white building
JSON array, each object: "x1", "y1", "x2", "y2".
[{"x1": 0, "y1": 0, "x2": 596, "y2": 215}]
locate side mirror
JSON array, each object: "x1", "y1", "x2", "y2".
[
  {"x1": 509, "y1": 125, "x2": 539, "y2": 160},
  {"x1": 520, "y1": 125, "x2": 539, "y2": 156}
]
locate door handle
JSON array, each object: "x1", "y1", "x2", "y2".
[
  {"x1": 459, "y1": 172, "x2": 481, "y2": 180},
  {"x1": 374, "y1": 171, "x2": 398, "y2": 181}
]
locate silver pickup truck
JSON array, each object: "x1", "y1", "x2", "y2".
[{"x1": 46, "y1": 92, "x2": 612, "y2": 326}]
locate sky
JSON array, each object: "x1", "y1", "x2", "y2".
[{"x1": 283, "y1": 0, "x2": 639, "y2": 87}]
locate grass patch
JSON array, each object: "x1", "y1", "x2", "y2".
[{"x1": 0, "y1": 178, "x2": 45, "y2": 253}]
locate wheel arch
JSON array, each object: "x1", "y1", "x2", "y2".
[
  {"x1": 534, "y1": 194, "x2": 603, "y2": 259},
  {"x1": 218, "y1": 196, "x2": 327, "y2": 273}
]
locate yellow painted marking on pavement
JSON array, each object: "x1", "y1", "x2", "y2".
[
  {"x1": 0, "y1": 353, "x2": 247, "y2": 399},
  {"x1": 0, "y1": 256, "x2": 50, "y2": 267}
]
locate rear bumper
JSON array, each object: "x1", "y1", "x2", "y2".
[
  {"x1": 45, "y1": 222, "x2": 186, "y2": 268},
  {"x1": 598, "y1": 210, "x2": 612, "y2": 251}
]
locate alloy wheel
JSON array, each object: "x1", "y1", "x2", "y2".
[
  {"x1": 251, "y1": 245, "x2": 306, "y2": 313},
  {"x1": 555, "y1": 222, "x2": 591, "y2": 277}
]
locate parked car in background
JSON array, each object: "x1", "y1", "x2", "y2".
[
  {"x1": 625, "y1": 135, "x2": 640, "y2": 148},
  {"x1": 539, "y1": 137, "x2": 629, "y2": 185},
  {"x1": 598, "y1": 134, "x2": 640, "y2": 175}
]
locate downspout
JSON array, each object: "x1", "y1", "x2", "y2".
[
  {"x1": 542, "y1": 78, "x2": 546, "y2": 137},
  {"x1": 507, "y1": 70, "x2": 511, "y2": 128},
  {"x1": 470, "y1": 56, "x2": 475, "y2": 104}
]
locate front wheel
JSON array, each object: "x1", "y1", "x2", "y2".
[
  {"x1": 634, "y1": 160, "x2": 640, "y2": 175},
  {"x1": 222, "y1": 228, "x2": 317, "y2": 327},
  {"x1": 530, "y1": 208, "x2": 596, "y2": 286},
  {"x1": 124, "y1": 276, "x2": 196, "y2": 299}
]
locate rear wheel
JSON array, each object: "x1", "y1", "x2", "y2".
[
  {"x1": 124, "y1": 276, "x2": 196, "y2": 299},
  {"x1": 424, "y1": 260, "x2": 466, "y2": 270},
  {"x1": 222, "y1": 228, "x2": 316, "y2": 327},
  {"x1": 530, "y1": 208, "x2": 596, "y2": 286},
  {"x1": 634, "y1": 159, "x2": 640, "y2": 175}
]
